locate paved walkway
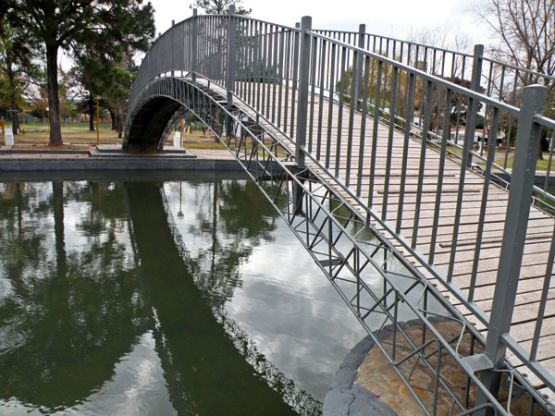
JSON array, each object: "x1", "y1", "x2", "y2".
[{"x1": 0, "y1": 145, "x2": 235, "y2": 161}]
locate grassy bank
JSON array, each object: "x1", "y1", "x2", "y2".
[{"x1": 2, "y1": 122, "x2": 226, "y2": 151}]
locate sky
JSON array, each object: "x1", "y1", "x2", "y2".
[{"x1": 149, "y1": 0, "x2": 492, "y2": 51}]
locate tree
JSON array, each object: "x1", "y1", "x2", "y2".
[
  {"x1": 71, "y1": 56, "x2": 105, "y2": 132},
  {"x1": 191, "y1": 0, "x2": 251, "y2": 15},
  {"x1": 28, "y1": 82, "x2": 49, "y2": 121},
  {"x1": 476, "y1": 0, "x2": 555, "y2": 81},
  {"x1": 476, "y1": 0, "x2": 555, "y2": 158},
  {"x1": 0, "y1": 15, "x2": 39, "y2": 135},
  {"x1": 5, "y1": 0, "x2": 155, "y2": 146},
  {"x1": 26, "y1": 67, "x2": 77, "y2": 123},
  {"x1": 103, "y1": 60, "x2": 136, "y2": 137},
  {"x1": 71, "y1": 9, "x2": 153, "y2": 134},
  {"x1": 73, "y1": 45, "x2": 147, "y2": 136},
  {"x1": 72, "y1": 53, "x2": 118, "y2": 132}
]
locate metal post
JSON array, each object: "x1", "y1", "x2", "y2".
[
  {"x1": 291, "y1": 16, "x2": 312, "y2": 216},
  {"x1": 470, "y1": 44, "x2": 484, "y2": 92},
  {"x1": 95, "y1": 96, "x2": 100, "y2": 145},
  {"x1": 171, "y1": 20, "x2": 175, "y2": 77},
  {"x1": 295, "y1": 15, "x2": 312, "y2": 169},
  {"x1": 479, "y1": 84, "x2": 547, "y2": 406},
  {"x1": 466, "y1": 44, "x2": 484, "y2": 167},
  {"x1": 357, "y1": 24, "x2": 366, "y2": 49},
  {"x1": 225, "y1": 5, "x2": 237, "y2": 137},
  {"x1": 192, "y1": 9, "x2": 198, "y2": 82},
  {"x1": 226, "y1": 5, "x2": 237, "y2": 104},
  {"x1": 355, "y1": 24, "x2": 365, "y2": 109}
]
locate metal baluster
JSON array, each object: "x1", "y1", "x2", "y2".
[
  {"x1": 295, "y1": 16, "x2": 312, "y2": 170},
  {"x1": 367, "y1": 60, "x2": 383, "y2": 212},
  {"x1": 325, "y1": 43, "x2": 336, "y2": 170},
  {"x1": 411, "y1": 80, "x2": 433, "y2": 248},
  {"x1": 277, "y1": 27, "x2": 285, "y2": 129},
  {"x1": 468, "y1": 107, "x2": 499, "y2": 302},
  {"x1": 271, "y1": 27, "x2": 279, "y2": 124},
  {"x1": 335, "y1": 47, "x2": 347, "y2": 178},
  {"x1": 308, "y1": 35, "x2": 318, "y2": 154},
  {"x1": 290, "y1": 22, "x2": 300, "y2": 138},
  {"x1": 396, "y1": 72, "x2": 416, "y2": 235},
  {"x1": 543, "y1": 131, "x2": 555, "y2": 192},
  {"x1": 345, "y1": 45, "x2": 359, "y2": 187},
  {"x1": 316, "y1": 39, "x2": 327, "y2": 160},
  {"x1": 467, "y1": 44, "x2": 484, "y2": 168},
  {"x1": 530, "y1": 227, "x2": 555, "y2": 361},
  {"x1": 356, "y1": 55, "x2": 371, "y2": 198},
  {"x1": 503, "y1": 71, "x2": 520, "y2": 168},
  {"x1": 283, "y1": 28, "x2": 291, "y2": 133},
  {"x1": 382, "y1": 66, "x2": 399, "y2": 221},
  {"x1": 428, "y1": 88, "x2": 453, "y2": 264}
]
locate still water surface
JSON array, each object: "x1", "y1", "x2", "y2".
[{"x1": 0, "y1": 172, "x2": 365, "y2": 415}]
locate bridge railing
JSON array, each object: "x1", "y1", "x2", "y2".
[
  {"x1": 126, "y1": 12, "x2": 555, "y2": 412},
  {"x1": 315, "y1": 29, "x2": 555, "y2": 199},
  {"x1": 314, "y1": 29, "x2": 555, "y2": 104},
  {"x1": 314, "y1": 29, "x2": 475, "y2": 82},
  {"x1": 302, "y1": 25, "x2": 555, "y2": 400}
]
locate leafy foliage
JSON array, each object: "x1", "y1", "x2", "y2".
[
  {"x1": 4, "y1": 0, "x2": 155, "y2": 144},
  {"x1": 0, "y1": 15, "x2": 40, "y2": 132},
  {"x1": 191, "y1": 0, "x2": 251, "y2": 15}
]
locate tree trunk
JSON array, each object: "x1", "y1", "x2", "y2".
[
  {"x1": 88, "y1": 94, "x2": 95, "y2": 132},
  {"x1": 52, "y1": 180, "x2": 66, "y2": 274},
  {"x1": 116, "y1": 107, "x2": 124, "y2": 138},
  {"x1": 109, "y1": 108, "x2": 116, "y2": 130},
  {"x1": 46, "y1": 43, "x2": 63, "y2": 146},
  {"x1": 10, "y1": 105, "x2": 19, "y2": 136},
  {"x1": 6, "y1": 57, "x2": 20, "y2": 135}
]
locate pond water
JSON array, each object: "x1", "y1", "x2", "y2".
[{"x1": 0, "y1": 172, "x2": 366, "y2": 416}]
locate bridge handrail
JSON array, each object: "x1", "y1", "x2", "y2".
[
  {"x1": 314, "y1": 28, "x2": 474, "y2": 59},
  {"x1": 307, "y1": 29, "x2": 555, "y2": 209},
  {"x1": 307, "y1": 31, "x2": 523, "y2": 114},
  {"x1": 131, "y1": 15, "x2": 550, "y2": 125},
  {"x1": 314, "y1": 28, "x2": 555, "y2": 85}
]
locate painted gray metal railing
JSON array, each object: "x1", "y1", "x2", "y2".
[
  {"x1": 296, "y1": 27, "x2": 555, "y2": 408},
  {"x1": 316, "y1": 28, "x2": 555, "y2": 201},
  {"x1": 126, "y1": 11, "x2": 555, "y2": 414},
  {"x1": 315, "y1": 28, "x2": 555, "y2": 100}
]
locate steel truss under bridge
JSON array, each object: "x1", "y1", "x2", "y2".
[{"x1": 124, "y1": 10, "x2": 555, "y2": 416}]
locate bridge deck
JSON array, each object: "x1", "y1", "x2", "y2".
[{"x1": 198, "y1": 79, "x2": 555, "y2": 400}]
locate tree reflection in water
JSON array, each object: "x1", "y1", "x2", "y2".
[
  {"x1": 0, "y1": 176, "x2": 321, "y2": 415},
  {"x1": 167, "y1": 179, "x2": 279, "y2": 307},
  {"x1": 0, "y1": 181, "x2": 149, "y2": 409}
]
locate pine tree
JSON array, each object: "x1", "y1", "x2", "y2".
[{"x1": 5, "y1": 0, "x2": 155, "y2": 146}]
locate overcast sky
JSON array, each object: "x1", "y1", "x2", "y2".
[{"x1": 149, "y1": 0, "x2": 491, "y2": 51}]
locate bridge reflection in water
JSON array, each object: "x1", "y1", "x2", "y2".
[{"x1": 0, "y1": 174, "x2": 368, "y2": 415}]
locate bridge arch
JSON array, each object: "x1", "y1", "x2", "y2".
[{"x1": 124, "y1": 77, "x2": 248, "y2": 152}]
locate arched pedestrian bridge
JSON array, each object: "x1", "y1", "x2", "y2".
[{"x1": 124, "y1": 10, "x2": 555, "y2": 415}]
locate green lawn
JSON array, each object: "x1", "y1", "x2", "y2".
[
  {"x1": 495, "y1": 150, "x2": 553, "y2": 171},
  {"x1": 445, "y1": 144, "x2": 552, "y2": 171},
  {"x1": 5, "y1": 121, "x2": 121, "y2": 147},
  {"x1": 2, "y1": 122, "x2": 227, "y2": 151}
]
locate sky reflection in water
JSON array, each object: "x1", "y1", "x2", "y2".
[{"x1": 0, "y1": 174, "x2": 365, "y2": 415}]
